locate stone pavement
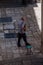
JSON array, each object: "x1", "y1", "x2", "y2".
[
  {"x1": 0, "y1": 3, "x2": 41, "y2": 63},
  {"x1": 0, "y1": 55, "x2": 43, "y2": 65}
]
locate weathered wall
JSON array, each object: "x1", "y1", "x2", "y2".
[{"x1": 41, "y1": 0, "x2": 43, "y2": 53}]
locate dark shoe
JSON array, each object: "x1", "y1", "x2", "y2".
[
  {"x1": 17, "y1": 44, "x2": 21, "y2": 47},
  {"x1": 26, "y1": 43, "x2": 31, "y2": 46}
]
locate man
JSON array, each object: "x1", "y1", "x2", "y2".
[{"x1": 17, "y1": 17, "x2": 31, "y2": 47}]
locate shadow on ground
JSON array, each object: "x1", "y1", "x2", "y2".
[
  {"x1": 0, "y1": 55, "x2": 43, "y2": 65},
  {"x1": 0, "y1": 2, "x2": 38, "y2": 8}
]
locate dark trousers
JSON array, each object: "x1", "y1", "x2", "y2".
[{"x1": 17, "y1": 33, "x2": 28, "y2": 47}]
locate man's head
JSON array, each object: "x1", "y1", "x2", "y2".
[
  {"x1": 21, "y1": 17, "x2": 24, "y2": 21},
  {"x1": 21, "y1": 16, "x2": 27, "y2": 21}
]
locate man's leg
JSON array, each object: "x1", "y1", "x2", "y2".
[
  {"x1": 17, "y1": 33, "x2": 22, "y2": 47},
  {"x1": 22, "y1": 33, "x2": 31, "y2": 46}
]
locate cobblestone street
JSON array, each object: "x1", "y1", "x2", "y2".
[{"x1": 0, "y1": 2, "x2": 42, "y2": 65}]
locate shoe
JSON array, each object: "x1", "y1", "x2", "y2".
[{"x1": 17, "y1": 44, "x2": 21, "y2": 47}]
